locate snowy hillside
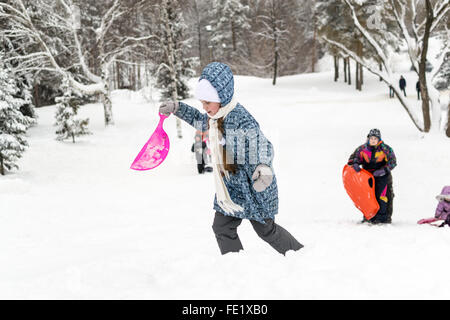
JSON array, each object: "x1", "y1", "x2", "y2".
[{"x1": 1, "y1": 69, "x2": 450, "y2": 299}]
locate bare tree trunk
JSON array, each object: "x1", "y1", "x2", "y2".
[
  {"x1": 134, "y1": 61, "x2": 138, "y2": 90},
  {"x1": 33, "y1": 82, "x2": 40, "y2": 108},
  {"x1": 101, "y1": 92, "x2": 114, "y2": 125},
  {"x1": 347, "y1": 58, "x2": 351, "y2": 85},
  {"x1": 356, "y1": 40, "x2": 362, "y2": 91},
  {"x1": 419, "y1": 0, "x2": 434, "y2": 133},
  {"x1": 360, "y1": 63, "x2": 363, "y2": 87},
  {"x1": 334, "y1": 55, "x2": 339, "y2": 82},
  {"x1": 137, "y1": 62, "x2": 141, "y2": 90},
  {"x1": 379, "y1": 62, "x2": 383, "y2": 81},
  {"x1": 161, "y1": 0, "x2": 182, "y2": 138},
  {"x1": 312, "y1": 26, "x2": 316, "y2": 73},
  {"x1": 356, "y1": 63, "x2": 362, "y2": 91},
  {"x1": 145, "y1": 62, "x2": 150, "y2": 89},
  {"x1": 116, "y1": 61, "x2": 121, "y2": 89},
  {"x1": 101, "y1": 65, "x2": 114, "y2": 126},
  {"x1": 0, "y1": 155, "x2": 4, "y2": 176},
  {"x1": 273, "y1": 51, "x2": 278, "y2": 85},
  {"x1": 272, "y1": 6, "x2": 278, "y2": 86},
  {"x1": 96, "y1": 16, "x2": 114, "y2": 128},
  {"x1": 131, "y1": 63, "x2": 136, "y2": 91},
  {"x1": 131, "y1": 62, "x2": 135, "y2": 90},
  {"x1": 231, "y1": 18, "x2": 237, "y2": 52},
  {"x1": 359, "y1": 41, "x2": 363, "y2": 87},
  {"x1": 193, "y1": 0, "x2": 202, "y2": 65},
  {"x1": 446, "y1": 102, "x2": 450, "y2": 138},
  {"x1": 344, "y1": 57, "x2": 347, "y2": 83},
  {"x1": 111, "y1": 62, "x2": 115, "y2": 90}
]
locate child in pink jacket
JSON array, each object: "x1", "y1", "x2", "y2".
[
  {"x1": 435, "y1": 186, "x2": 450, "y2": 226},
  {"x1": 418, "y1": 186, "x2": 450, "y2": 227}
]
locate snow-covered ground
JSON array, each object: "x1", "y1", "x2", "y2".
[{"x1": 1, "y1": 67, "x2": 449, "y2": 299}]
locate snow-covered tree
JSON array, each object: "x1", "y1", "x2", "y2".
[
  {"x1": 317, "y1": 0, "x2": 399, "y2": 88},
  {"x1": 0, "y1": 0, "x2": 155, "y2": 126},
  {"x1": 210, "y1": 0, "x2": 251, "y2": 63},
  {"x1": 0, "y1": 60, "x2": 34, "y2": 175},
  {"x1": 17, "y1": 76, "x2": 37, "y2": 121},
  {"x1": 254, "y1": 0, "x2": 291, "y2": 85},
  {"x1": 153, "y1": 0, "x2": 198, "y2": 139},
  {"x1": 153, "y1": 0, "x2": 197, "y2": 101},
  {"x1": 321, "y1": 0, "x2": 449, "y2": 135},
  {"x1": 54, "y1": 78, "x2": 91, "y2": 143},
  {"x1": 296, "y1": 0, "x2": 318, "y2": 73},
  {"x1": 0, "y1": 9, "x2": 38, "y2": 120},
  {"x1": 387, "y1": 0, "x2": 449, "y2": 133},
  {"x1": 435, "y1": 49, "x2": 449, "y2": 137},
  {"x1": 433, "y1": 54, "x2": 450, "y2": 91},
  {"x1": 316, "y1": 0, "x2": 353, "y2": 82}
]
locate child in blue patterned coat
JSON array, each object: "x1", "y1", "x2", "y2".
[{"x1": 159, "y1": 62, "x2": 303, "y2": 255}]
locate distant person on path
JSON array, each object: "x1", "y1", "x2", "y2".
[
  {"x1": 389, "y1": 85, "x2": 395, "y2": 98},
  {"x1": 159, "y1": 62, "x2": 303, "y2": 255},
  {"x1": 347, "y1": 129, "x2": 397, "y2": 224},
  {"x1": 399, "y1": 76, "x2": 407, "y2": 97},
  {"x1": 416, "y1": 80, "x2": 421, "y2": 100}
]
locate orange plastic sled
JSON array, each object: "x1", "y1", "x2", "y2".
[{"x1": 342, "y1": 165, "x2": 380, "y2": 220}]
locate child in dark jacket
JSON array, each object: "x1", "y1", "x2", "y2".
[{"x1": 348, "y1": 129, "x2": 397, "y2": 224}]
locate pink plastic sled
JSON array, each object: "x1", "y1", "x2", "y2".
[
  {"x1": 417, "y1": 217, "x2": 443, "y2": 227},
  {"x1": 417, "y1": 218, "x2": 439, "y2": 224},
  {"x1": 130, "y1": 113, "x2": 170, "y2": 171}
]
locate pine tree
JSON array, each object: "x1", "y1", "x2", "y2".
[
  {"x1": 210, "y1": 0, "x2": 251, "y2": 63},
  {"x1": 54, "y1": 78, "x2": 91, "y2": 143},
  {"x1": 0, "y1": 60, "x2": 34, "y2": 175},
  {"x1": 17, "y1": 75, "x2": 38, "y2": 121}
]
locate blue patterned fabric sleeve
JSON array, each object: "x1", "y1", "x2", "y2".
[{"x1": 175, "y1": 102, "x2": 209, "y2": 132}]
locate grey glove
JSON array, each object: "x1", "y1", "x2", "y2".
[
  {"x1": 252, "y1": 164, "x2": 273, "y2": 192},
  {"x1": 159, "y1": 101, "x2": 179, "y2": 116}
]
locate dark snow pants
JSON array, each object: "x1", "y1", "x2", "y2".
[
  {"x1": 370, "y1": 173, "x2": 394, "y2": 223},
  {"x1": 212, "y1": 211, "x2": 303, "y2": 255}
]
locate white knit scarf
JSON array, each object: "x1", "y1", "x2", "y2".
[{"x1": 208, "y1": 97, "x2": 244, "y2": 214}]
